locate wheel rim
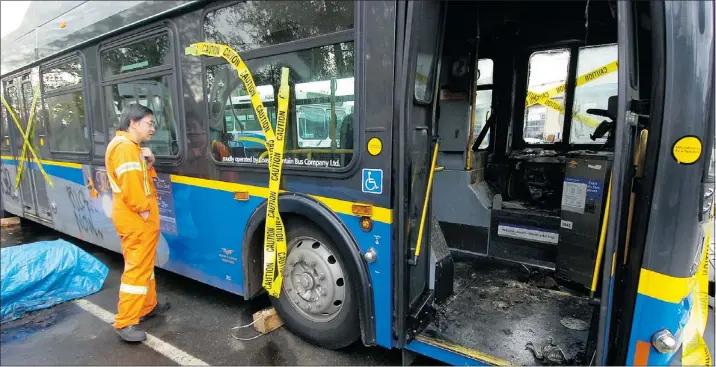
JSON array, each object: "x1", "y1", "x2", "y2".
[{"x1": 283, "y1": 236, "x2": 346, "y2": 323}]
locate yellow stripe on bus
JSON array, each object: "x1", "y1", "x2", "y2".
[
  {"x1": 637, "y1": 269, "x2": 694, "y2": 304},
  {"x1": 170, "y1": 174, "x2": 392, "y2": 224},
  {"x1": 415, "y1": 335, "x2": 512, "y2": 366},
  {"x1": 1, "y1": 155, "x2": 392, "y2": 225},
  {"x1": 0, "y1": 156, "x2": 82, "y2": 169}
]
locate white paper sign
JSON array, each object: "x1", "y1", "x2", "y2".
[
  {"x1": 562, "y1": 181, "x2": 587, "y2": 214},
  {"x1": 497, "y1": 224, "x2": 559, "y2": 244}
]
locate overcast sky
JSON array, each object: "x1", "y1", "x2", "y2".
[{"x1": 1, "y1": 1, "x2": 31, "y2": 38}]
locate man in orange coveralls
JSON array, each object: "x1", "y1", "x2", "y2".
[{"x1": 106, "y1": 104, "x2": 170, "y2": 342}]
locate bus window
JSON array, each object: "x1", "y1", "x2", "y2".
[
  {"x1": 203, "y1": 1, "x2": 354, "y2": 54},
  {"x1": 297, "y1": 106, "x2": 329, "y2": 142},
  {"x1": 42, "y1": 58, "x2": 90, "y2": 154},
  {"x1": 101, "y1": 34, "x2": 172, "y2": 79},
  {"x1": 472, "y1": 59, "x2": 493, "y2": 150},
  {"x1": 1, "y1": 94, "x2": 9, "y2": 151},
  {"x1": 100, "y1": 32, "x2": 180, "y2": 158},
  {"x1": 3, "y1": 84, "x2": 22, "y2": 150},
  {"x1": 205, "y1": 41, "x2": 355, "y2": 169},
  {"x1": 523, "y1": 49, "x2": 570, "y2": 144},
  {"x1": 569, "y1": 44, "x2": 618, "y2": 144},
  {"x1": 294, "y1": 77, "x2": 354, "y2": 149},
  {"x1": 206, "y1": 70, "x2": 275, "y2": 153}
]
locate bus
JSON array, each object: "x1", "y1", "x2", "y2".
[{"x1": 1, "y1": 0, "x2": 713, "y2": 365}]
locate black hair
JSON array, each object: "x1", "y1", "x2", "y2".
[{"x1": 117, "y1": 103, "x2": 154, "y2": 132}]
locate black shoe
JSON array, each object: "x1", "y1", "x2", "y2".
[
  {"x1": 140, "y1": 300, "x2": 171, "y2": 322},
  {"x1": 115, "y1": 325, "x2": 147, "y2": 342}
]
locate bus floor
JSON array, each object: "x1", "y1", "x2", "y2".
[{"x1": 421, "y1": 256, "x2": 593, "y2": 366}]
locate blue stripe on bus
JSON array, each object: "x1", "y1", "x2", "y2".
[
  {"x1": 626, "y1": 292, "x2": 690, "y2": 365},
  {"x1": 1, "y1": 158, "x2": 85, "y2": 185}
]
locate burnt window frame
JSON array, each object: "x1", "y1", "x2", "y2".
[
  {"x1": 200, "y1": 0, "x2": 360, "y2": 176},
  {"x1": 513, "y1": 41, "x2": 619, "y2": 152},
  {"x1": 471, "y1": 58, "x2": 496, "y2": 152},
  {"x1": 40, "y1": 52, "x2": 94, "y2": 161},
  {"x1": 97, "y1": 24, "x2": 185, "y2": 166},
  {"x1": 517, "y1": 45, "x2": 575, "y2": 149}
]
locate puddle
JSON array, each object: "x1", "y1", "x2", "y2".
[
  {"x1": 1, "y1": 221, "x2": 59, "y2": 249},
  {"x1": 0, "y1": 307, "x2": 63, "y2": 344}
]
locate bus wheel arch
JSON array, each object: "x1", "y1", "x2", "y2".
[{"x1": 241, "y1": 194, "x2": 377, "y2": 348}]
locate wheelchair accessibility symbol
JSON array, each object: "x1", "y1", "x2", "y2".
[{"x1": 362, "y1": 169, "x2": 383, "y2": 194}]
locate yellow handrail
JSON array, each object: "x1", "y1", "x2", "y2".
[
  {"x1": 591, "y1": 171, "x2": 613, "y2": 295},
  {"x1": 414, "y1": 140, "x2": 440, "y2": 258}
]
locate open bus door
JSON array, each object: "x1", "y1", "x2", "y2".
[
  {"x1": 392, "y1": 0, "x2": 654, "y2": 365},
  {"x1": 394, "y1": 0, "x2": 449, "y2": 358}
]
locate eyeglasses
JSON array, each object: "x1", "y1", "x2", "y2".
[{"x1": 143, "y1": 119, "x2": 156, "y2": 128}]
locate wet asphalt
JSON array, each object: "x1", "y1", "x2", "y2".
[
  {"x1": 1, "y1": 219, "x2": 713, "y2": 365},
  {"x1": 0, "y1": 219, "x2": 420, "y2": 366}
]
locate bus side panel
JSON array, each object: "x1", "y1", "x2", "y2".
[
  {"x1": 336, "y1": 212, "x2": 393, "y2": 348},
  {"x1": 18, "y1": 157, "x2": 247, "y2": 295},
  {"x1": 0, "y1": 158, "x2": 24, "y2": 217},
  {"x1": 23, "y1": 154, "x2": 396, "y2": 329},
  {"x1": 625, "y1": 1, "x2": 714, "y2": 365}
]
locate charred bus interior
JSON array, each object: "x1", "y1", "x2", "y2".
[{"x1": 405, "y1": 1, "x2": 654, "y2": 365}]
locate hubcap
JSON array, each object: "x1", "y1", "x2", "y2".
[{"x1": 284, "y1": 237, "x2": 346, "y2": 323}]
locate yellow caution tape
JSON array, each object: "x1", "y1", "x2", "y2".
[
  {"x1": 525, "y1": 60, "x2": 619, "y2": 130},
  {"x1": 681, "y1": 206, "x2": 713, "y2": 366},
  {"x1": 186, "y1": 42, "x2": 288, "y2": 298},
  {"x1": 0, "y1": 87, "x2": 54, "y2": 188},
  {"x1": 525, "y1": 61, "x2": 619, "y2": 108}
]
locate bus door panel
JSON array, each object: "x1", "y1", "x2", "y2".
[
  {"x1": 13, "y1": 80, "x2": 40, "y2": 218},
  {"x1": 598, "y1": 0, "x2": 644, "y2": 364},
  {"x1": 0, "y1": 81, "x2": 24, "y2": 217},
  {"x1": 3, "y1": 78, "x2": 36, "y2": 218},
  {"x1": 396, "y1": 0, "x2": 446, "y2": 344},
  {"x1": 20, "y1": 77, "x2": 53, "y2": 223}
]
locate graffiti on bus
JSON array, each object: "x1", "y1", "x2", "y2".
[{"x1": 66, "y1": 185, "x2": 104, "y2": 239}]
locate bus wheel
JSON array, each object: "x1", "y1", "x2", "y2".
[{"x1": 269, "y1": 220, "x2": 360, "y2": 349}]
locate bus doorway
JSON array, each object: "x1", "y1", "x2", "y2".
[
  {"x1": 2, "y1": 73, "x2": 53, "y2": 224},
  {"x1": 397, "y1": 0, "x2": 646, "y2": 365}
]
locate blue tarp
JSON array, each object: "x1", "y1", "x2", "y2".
[{"x1": 1, "y1": 239, "x2": 109, "y2": 323}]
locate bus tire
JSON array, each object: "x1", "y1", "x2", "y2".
[{"x1": 269, "y1": 218, "x2": 360, "y2": 349}]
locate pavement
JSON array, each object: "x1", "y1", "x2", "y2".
[
  {"x1": 0, "y1": 219, "x2": 713, "y2": 366},
  {"x1": 0, "y1": 220, "x2": 416, "y2": 366}
]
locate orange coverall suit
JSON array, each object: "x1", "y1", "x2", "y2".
[{"x1": 105, "y1": 131, "x2": 160, "y2": 329}]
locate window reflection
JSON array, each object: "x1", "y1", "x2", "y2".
[
  {"x1": 46, "y1": 91, "x2": 90, "y2": 153},
  {"x1": 101, "y1": 34, "x2": 171, "y2": 78},
  {"x1": 206, "y1": 42, "x2": 355, "y2": 168},
  {"x1": 104, "y1": 76, "x2": 178, "y2": 156},
  {"x1": 1, "y1": 96, "x2": 9, "y2": 150},
  {"x1": 203, "y1": 1, "x2": 354, "y2": 53},
  {"x1": 42, "y1": 61, "x2": 83, "y2": 92}
]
